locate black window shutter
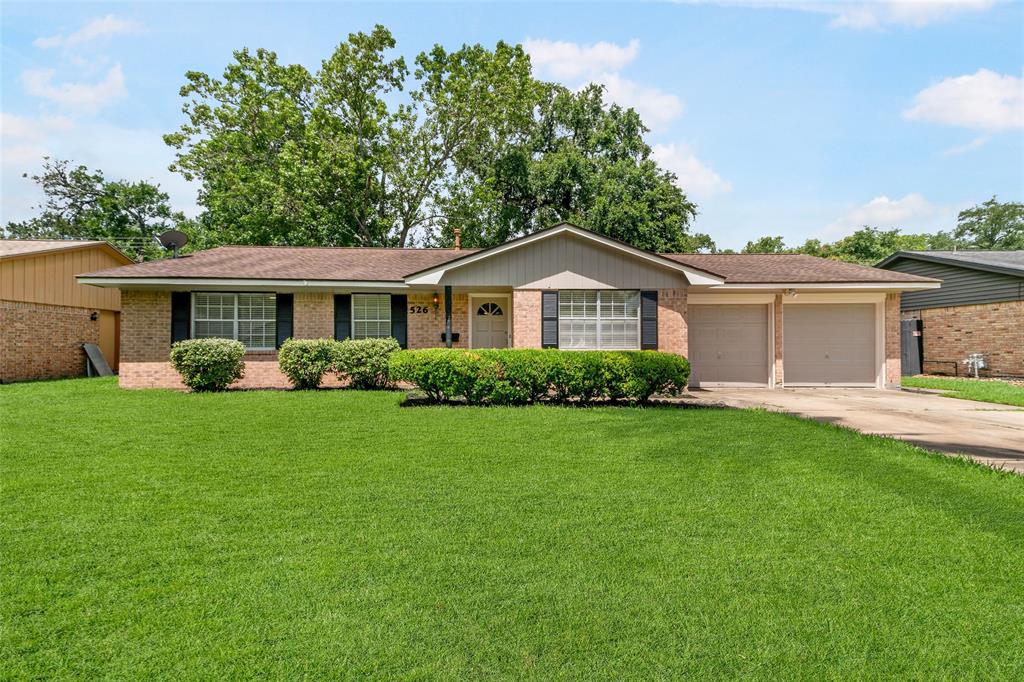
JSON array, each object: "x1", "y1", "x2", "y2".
[
  {"x1": 334, "y1": 294, "x2": 351, "y2": 340},
  {"x1": 390, "y1": 294, "x2": 407, "y2": 349},
  {"x1": 171, "y1": 292, "x2": 190, "y2": 343},
  {"x1": 641, "y1": 290, "x2": 658, "y2": 350},
  {"x1": 275, "y1": 294, "x2": 293, "y2": 348},
  {"x1": 542, "y1": 291, "x2": 559, "y2": 348}
]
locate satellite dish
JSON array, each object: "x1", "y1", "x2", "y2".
[{"x1": 157, "y1": 230, "x2": 188, "y2": 257}]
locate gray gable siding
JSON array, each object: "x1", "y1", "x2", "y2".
[{"x1": 883, "y1": 257, "x2": 1024, "y2": 310}]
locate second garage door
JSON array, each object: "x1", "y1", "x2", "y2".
[
  {"x1": 784, "y1": 304, "x2": 877, "y2": 386},
  {"x1": 689, "y1": 304, "x2": 770, "y2": 387}
]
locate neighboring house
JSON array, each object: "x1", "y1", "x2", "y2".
[
  {"x1": 876, "y1": 250, "x2": 1024, "y2": 377},
  {"x1": 78, "y1": 223, "x2": 938, "y2": 390},
  {"x1": 1, "y1": 240, "x2": 133, "y2": 383}
]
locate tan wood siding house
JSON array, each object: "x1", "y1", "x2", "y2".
[{"x1": 1, "y1": 240, "x2": 133, "y2": 382}]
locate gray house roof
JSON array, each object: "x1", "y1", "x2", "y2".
[
  {"x1": 877, "y1": 250, "x2": 1024, "y2": 278},
  {"x1": 876, "y1": 250, "x2": 1024, "y2": 311}
]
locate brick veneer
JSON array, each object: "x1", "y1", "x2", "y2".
[
  {"x1": 512, "y1": 290, "x2": 542, "y2": 348},
  {"x1": 885, "y1": 293, "x2": 901, "y2": 386},
  {"x1": 293, "y1": 292, "x2": 333, "y2": 339},
  {"x1": 120, "y1": 289, "x2": 295, "y2": 389},
  {"x1": 408, "y1": 292, "x2": 468, "y2": 349},
  {"x1": 656, "y1": 288, "x2": 688, "y2": 355},
  {"x1": 0, "y1": 300, "x2": 100, "y2": 382},
  {"x1": 908, "y1": 300, "x2": 1024, "y2": 377}
]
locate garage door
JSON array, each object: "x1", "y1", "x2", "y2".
[
  {"x1": 784, "y1": 304, "x2": 877, "y2": 386},
  {"x1": 689, "y1": 304, "x2": 770, "y2": 387}
]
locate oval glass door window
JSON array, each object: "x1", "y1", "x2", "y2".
[{"x1": 477, "y1": 302, "x2": 503, "y2": 316}]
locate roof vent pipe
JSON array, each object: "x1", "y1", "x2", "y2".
[{"x1": 453, "y1": 228, "x2": 461, "y2": 251}]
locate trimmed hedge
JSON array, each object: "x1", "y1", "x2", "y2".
[
  {"x1": 278, "y1": 339, "x2": 337, "y2": 390},
  {"x1": 277, "y1": 337, "x2": 401, "y2": 390},
  {"x1": 390, "y1": 348, "x2": 690, "y2": 405},
  {"x1": 335, "y1": 338, "x2": 401, "y2": 389},
  {"x1": 169, "y1": 338, "x2": 246, "y2": 392}
]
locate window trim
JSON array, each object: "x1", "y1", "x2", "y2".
[
  {"x1": 557, "y1": 290, "x2": 642, "y2": 350},
  {"x1": 350, "y1": 293, "x2": 393, "y2": 340},
  {"x1": 190, "y1": 292, "x2": 277, "y2": 351}
]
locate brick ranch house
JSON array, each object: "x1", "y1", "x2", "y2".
[
  {"x1": 78, "y1": 223, "x2": 939, "y2": 390},
  {"x1": 1, "y1": 239, "x2": 132, "y2": 383},
  {"x1": 877, "y1": 250, "x2": 1024, "y2": 377}
]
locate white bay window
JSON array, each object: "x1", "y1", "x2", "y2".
[
  {"x1": 193, "y1": 292, "x2": 276, "y2": 350},
  {"x1": 558, "y1": 290, "x2": 640, "y2": 350}
]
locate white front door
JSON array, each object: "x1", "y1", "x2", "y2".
[{"x1": 471, "y1": 297, "x2": 509, "y2": 348}]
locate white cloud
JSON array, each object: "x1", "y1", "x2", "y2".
[
  {"x1": 652, "y1": 143, "x2": 732, "y2": 199},
  {"x1": 676, "y1": 1, "x2": 997, "y2": 29},
  {"x1": 0, "y1": 112, "x2": 75, "y2": 140},
  {"x1": 822, "y1": 193, "x2": 956, "y2": 238},
  {"x1": 524, "y1": 38, "x2": 683, "y2": 129},
  {"x1": 34, "y1": 15, "x2": 142, "y2": 50},
  {"x1": 1, "y1": 120, "x2": 200, "y2": 226},
  {"x1": 21, "y1": 64, "x2": 126, "y2": 113},
  {"x1": 903, "y1": 69, "x2": 1023, "y2": 132},
  {"x1": 524, "y1": 38, "x2": 640, "y2": 79},
  {"x1": 600, "y1": 73, "x2": 684, "y2": 129},
  {"x1": 942, "y1": 135, "x2": 990, "y2": 155}
]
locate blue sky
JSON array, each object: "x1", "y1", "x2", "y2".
[{"x1": 2, "y1": 1, "x2": 1021, "y2": 249}]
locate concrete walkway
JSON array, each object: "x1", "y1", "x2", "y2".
[{"x1": 689, "y1": 387, "x2": 1024, "y2": 473}]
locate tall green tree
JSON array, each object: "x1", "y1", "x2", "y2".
[
  {"x1": 3, "y1": 158, "x2": 189, "y2": 260},
  {"x1": 164, "y1": 27, "x2": 713, "y2": 251},
  {"x1": 164, "y1": 25, "x2": 405, "y2": 247},
  {"x1": 742, "y1": 235, "x2": 787, "y2": 253},
  {"x1": 439, "y1": 84, "x2": 712, "y2": 252},
  {"x1": 948, "y1": 196, "x2": 1024, "y2": 250}
]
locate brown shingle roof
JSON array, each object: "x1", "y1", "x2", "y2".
[
  {"x1": 661, "y1": 253, "x2": 936, "y2": 283},
  {"x1": 80, "y1": 243, "x2": 937, "y2": 284},
  {"x1": 82, "y1": 245, "x2": 479, "y2": 281}
]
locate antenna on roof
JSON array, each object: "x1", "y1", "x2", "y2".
[{"x1": 156, "y1": 230, "x2": 188, "y2": 258}]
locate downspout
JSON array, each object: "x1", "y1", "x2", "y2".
[{"x1": 444, "y1": 285, "x2": 453, "y2": 348}]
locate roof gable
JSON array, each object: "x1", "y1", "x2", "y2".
[{"x1": 404, "y1": 223, "x2": 725, "y2": 286}]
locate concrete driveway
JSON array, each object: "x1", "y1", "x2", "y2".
[{"x1": 690, "y1": 388, "x2": 1024, "y2": 473}]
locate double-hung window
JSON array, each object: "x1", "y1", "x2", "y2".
[
  {"x1": 192, "y1": 292, "x2": 276, "y2": 350},
  {"x1": 352, "y1": 294, "x2": 391, "y2": 339},
  {"x1": 558, "y1": 290, "x2": 640, "y2": 349}
]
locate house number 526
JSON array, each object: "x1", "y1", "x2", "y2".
[{"x1": 409, "y1": 305, "x2": 430, "y2": 314}]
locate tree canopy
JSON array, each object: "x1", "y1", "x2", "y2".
[
  {"x1": 162, "y1": 25, "x2": 711, "y2": 252},
  {"x1": 3, "y1": 158, "x2": 189, "y2": 260},
  {"x1": 738, "y1": 197, "x2": 1023, "y2": 264}
]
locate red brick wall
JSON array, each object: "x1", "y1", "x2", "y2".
[
  {"x1": 407, "y1": 292, "x2": 468, "y2": 349},
  {"x1": 294, "y1": 292, "x2": 333, "y2": 339},
  {"x1": 0, "y1": 300, "x2": 99, "y2": 382},
  {"x1": 885, "y1": 293, "x2": 901, "y2": 386},
  {"x1": 512, "y1": 290, "x2": 542, "y2": 348},
  {"x1": 657, "y1": 289, "x2": 688, "y2": 355},
  {"x1": 120, "y1": 290, "x2": 290, "y2": 389},
  {"x1": 914, "y1": 300, "x2": 1024, "y2": 377}
]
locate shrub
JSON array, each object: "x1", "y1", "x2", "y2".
[
  {"x1": 549, "y1": 351, "x2": 607, "y2": 402},
  {"x1": 617, "y1": 351, "x2": 691, "y2": 402},
  {"x1": 390, "y1": 348, "x2": 690, "y2": 405},
  {"x1": 278, "y1": 338, "x2": 339, "y2": 389},
  {"x1": 336, "y1": 337, "x2": 401, "y2": 389},
  {"x1": 389, "y1": 348, "x2": 478, "y2": 401},
  {"x1": 169, "y1": 338, "x2": 246, "y2": 392}
]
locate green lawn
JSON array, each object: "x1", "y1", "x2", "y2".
[
  {"x1": 3, "y1": 379, "x2": 1023, "y2": 679},
  {"x1": 903, "y1": 375, "x2": 1024, "y2": 407}
]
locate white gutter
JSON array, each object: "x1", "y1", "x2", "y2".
[
  {"x1": 703, "y1": 281, "x2": 941, "y2": 291},
  {"x1": 77, "y1": 277, "x2": 410, "y2": 289}
]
